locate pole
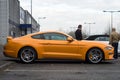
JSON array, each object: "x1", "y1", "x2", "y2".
[
  {"x1": 38, "y1": 17, "x2": 46, "y2": 31},
  {"x1": 111, "y1": 12, "x2": 113, "y2": 32},
  {"x1": 103, "y1": 10, "x2": 120, "y2": 34},
  {"x1": 89, "y1": 23, "x2": 91, "y2": 35},
  {"x1": 31, "y1": 0, "x2": 32, "y2": 33},
  {"x1": 84, "y1": 22, "x2": 95, "y2": 35}
]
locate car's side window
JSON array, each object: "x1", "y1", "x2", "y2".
[
  {"x1": 31, "y1": 34, "x2": 45, "y2": 39},
  {"x1": 95, "y1": 37, "x2": 109, "y2": 41},
  {"x1": 51, "y1": 34, "x2": 67, "y2": 40},
  {"x1": 32, "y1": 33, "x2": 68, "y2": 40},
  {"x1": 43, "y1": 34, "x2": 50, "y2": 40},
  {"x1": 105, "y1": 37, "x2": 109, "y2": 41},
  {"x1": 43, "y1": 33, "x2": 67, "y2": 40}
]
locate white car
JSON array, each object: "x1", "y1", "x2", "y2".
[{"x1": 85, "y1": 35, "x2": 120, "y2": 53}]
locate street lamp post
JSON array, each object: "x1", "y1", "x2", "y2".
[
  {"x1": 103, "y1": 10, "x2": 120, "y2": 33},
  {"x1": 31, "y1": 0, "x2": 32, "y2": 16},
  {"x1": 84, "y1": 22, "x2": 95, "y2": 35},
  {"x1": 38, "y1": 17, "x2": 46, "y2": 31},
  {"x1": 30, "y1": 0, "x2": 32, "y2": 33},
  {"x1": 38, "y1": 17, "x2": 46, "y2": 22}
]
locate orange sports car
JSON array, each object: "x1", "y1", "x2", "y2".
[{"x1": 3, "y1": 31, "x2": 114, "y2": 64}]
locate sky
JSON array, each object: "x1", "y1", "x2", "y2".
[{"x1": 19, "y1": 0, "x2": 120, "y2": 35}]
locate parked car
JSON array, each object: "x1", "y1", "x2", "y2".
[
  {"x1": 3, "y1": 31, "x2": 114, "y2": 64},
  {"x1": 85, "y1": 35, "x2": 120, "y2": 53}
]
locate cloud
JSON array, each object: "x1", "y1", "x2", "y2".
[{"x1": 19, "y1": 0, "x2": 120, "y2": 34}]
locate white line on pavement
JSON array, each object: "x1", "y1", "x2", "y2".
[{"x1": 4, "y1": 69, "x2": 120, "y2": 73}]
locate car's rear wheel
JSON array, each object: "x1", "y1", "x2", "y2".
[
  {"x1": 86, "y1": 48, "x2": 103, "y2": 64},
  {"x1": 19, "y1": 47, "x2": 37, "y2": 63}
]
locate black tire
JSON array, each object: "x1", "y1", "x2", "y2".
[
  {"x1": 86, "y1": 48, "x2": 103, "y2": 64},
  {"x1": 19, "y1": 47, "x2": 37, "y2": 63}
]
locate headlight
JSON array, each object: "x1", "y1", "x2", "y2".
[{"x1": 105, "y1": 46, "x2": 113, "y2": 50}]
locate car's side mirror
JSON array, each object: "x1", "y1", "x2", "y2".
[{"x1": 67, "y1": 37, "x2": 74, "y2": 42}]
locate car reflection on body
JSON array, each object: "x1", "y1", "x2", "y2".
[
  {"x1": 85, "y1": 35, "x2": 120, "y2": 53},
  {"x1": 3, "y1": 31, "x2": 114, "y2": 64}
]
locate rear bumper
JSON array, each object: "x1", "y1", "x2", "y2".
[{"x1": 3, "y1": 50, "x2": 17, "y2": 58}]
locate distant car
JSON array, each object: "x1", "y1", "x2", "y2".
[
  {"x1": 85, "y1": 35, "x2": 120, "y2": 53},
  {"x1": 3, "y1": 31, "x2": 114, "y2": 64}
]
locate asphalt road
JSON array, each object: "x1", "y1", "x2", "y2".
[{"x1": 0, "y1": 59, "x2": 120, "y2": 80}]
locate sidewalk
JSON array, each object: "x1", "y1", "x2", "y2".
[{"x1": 0, "y1": 45, "x2": 13, "y2": 70}]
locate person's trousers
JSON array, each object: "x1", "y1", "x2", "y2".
[{"x1": 112, "y1": 42, "x2": 118, "y2": 59}]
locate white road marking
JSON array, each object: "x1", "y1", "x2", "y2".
[
  {"x1": 4, "y1": 69, "x2": 120, "y2": 73},
  {"x1": 0, "y1": 62, "x2": 13, "y2": 69},
  {"x1": 5, "y1": 69, "x2": 87, "y2": 72}
]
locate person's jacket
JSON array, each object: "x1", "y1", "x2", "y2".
[
  {"x1": 75, "y1": 29, "x2": 82, "y2": 40},
  {"x1": 109, "y1": 31, "x2": 120, "y2": 44}
]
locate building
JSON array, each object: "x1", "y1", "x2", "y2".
[
  {"x1": 20, "y1": 8, "x2": 40, "y2": 36},
  {"x1": 0, "y1": 0, "x2": 40, "y2": 45},
  {"x1": 0, "y1": 0, "x2": 20, "y2": 45}
]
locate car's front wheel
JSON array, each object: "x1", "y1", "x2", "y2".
[
  {"x1": 19, "y1": 47, "x2": 37, "y2": 63},
  {"x1": 86, "y1": 48, "x2": 104, "y2": 64}
]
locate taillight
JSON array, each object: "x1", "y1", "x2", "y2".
[{"x1": 7, "y1": 36, "x2": 13, "y2": 42}]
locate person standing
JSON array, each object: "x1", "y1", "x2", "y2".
[
  {"x1": 109, "y1": 28, "x2": 120, "y2": 59},
  {"x1": 75, "y1": 24, "x2": 83, "y2": 40}
]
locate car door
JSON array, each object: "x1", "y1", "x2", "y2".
[{"x1": 41, "y1": 32, "x2": 80, "y2": 59}]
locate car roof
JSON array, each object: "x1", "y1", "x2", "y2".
[
  {"x1": 25, "y1": 31, "x2": 72, "y2": 38},
  {"x1": 85, "y1": 35, "x2": 109, "y2": 40}
]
